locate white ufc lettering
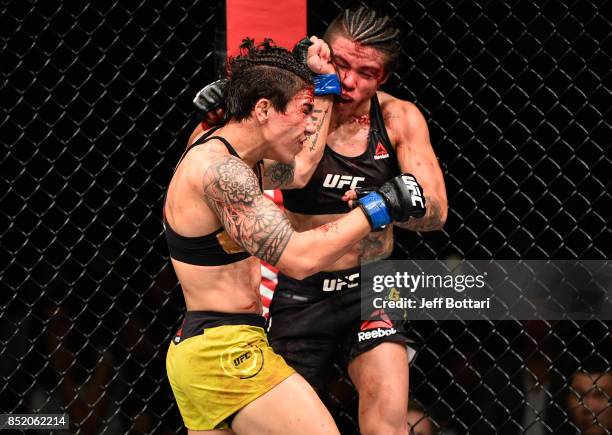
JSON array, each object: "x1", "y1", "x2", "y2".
[
  {"x1": 402, "y1": 175, "x2": 424, "y2": 208},
  {"x1": 323, "y1": 174, "x2": 365, "y2": 190},
  {"x1": 323, "y1": 273, "x2": 360, "y2": 291}
]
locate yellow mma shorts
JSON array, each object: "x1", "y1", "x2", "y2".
[{"x1": 166, "y1": 311, "x2": 295, "y2": 430}]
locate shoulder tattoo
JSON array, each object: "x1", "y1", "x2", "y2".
[{"x1": 203, "y1": 156, "x2": 294, "y2": 264}]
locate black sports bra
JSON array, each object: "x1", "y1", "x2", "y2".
[
  {"x1": 164, "y1": 127, "x2": 258, "y2": 266},
  {"x1": 282, "y1": 94, "x2": 400, "y2": 214}
]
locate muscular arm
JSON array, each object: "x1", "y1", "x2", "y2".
[
  {"x1": 262, "y1": 95, "x2": 333, "y2": 189},
  {"x1": 389, "y1": 100, "x2": 447, "y2": 231},
  {"x1": 203, "y1": 155, "x2": 371, "y2": 278}
]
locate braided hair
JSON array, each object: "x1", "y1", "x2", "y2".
[
  {"x1": 225, "y1": 39, "x2": 312, "y2": 121},
  {"x1": 324, "y1": 6, "x2": 401, "y2": 71}
]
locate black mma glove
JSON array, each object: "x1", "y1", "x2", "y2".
[
  {"x1": 356, "y1": 174, "x2": 426, "y2": 230},
  {"x1": 292, "y1": 37, "x2": 314, "y2": 69},
  {"x1": 193, "y1": 79, "x2": 227, "y2": 112},
  {"x1": 293, "y1": 37, "x2": 341, "y2": 95}
]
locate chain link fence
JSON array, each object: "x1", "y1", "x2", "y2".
[{"x1": 1, "y1": 0, "x2": 610, "y2": 433}]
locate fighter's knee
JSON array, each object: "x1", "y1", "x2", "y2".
[
  {"x1": 360, "y1": 419, "x2": 407, "y2": 435},
  {"x1": 359, "y1": 396, "x2": 408, "y2": 435}
]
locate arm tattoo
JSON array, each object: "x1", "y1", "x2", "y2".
[
  {"x1": 308, "y1": 107, "x2": 329, "y2": 152},
  {"x1": 203, "y1": 156, "x2": 295, "y2": 264},
  {"x1": 265, "y1": 161, "x2": 295, "y2": 189},
  {"x1": 397, "y1": 196, "x2": 443, "y2": 231},
  {"x1": 359, "y1": 227, "x2": 394, "y2": 263}
]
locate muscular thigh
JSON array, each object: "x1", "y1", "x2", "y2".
[
  {"x1": 348, "y1": 341, "x2": 409, "y2": 403},
  {"x1": 232, "y1": 374, "x2": 339, "y2": 435}
]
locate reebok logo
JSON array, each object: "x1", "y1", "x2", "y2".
[
  {"x1": 360, "y1": 309, "x2": 393, "y2": 331},
  {"x1": 322, "y1": 174, "x2": 365, "y2": 190},
  {"x1": 358, "y1": 327, "x2": 397, "y2": 342},
  {"x1": 322, "y1": 272, "x2": 360, "y2": 291},
  {"x1": 374, "y1": 143, "x2": 389, "y2": 160},
  {"x1": 174, "y1": 322, "x2": 185, "y2": 343}
]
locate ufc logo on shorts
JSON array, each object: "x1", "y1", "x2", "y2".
[
  {"x1": 323, "y1": 174, "x2": 365, "y2": 190},
  {"x1": 233, "y1": 352, "x2": 251, "y2": 367},
  {"x1": 323, "y1": 273, "x2": 360, "y2": 291},
  {"x1": 402, "y1": 175, "x2": 424, "y2": 208}
]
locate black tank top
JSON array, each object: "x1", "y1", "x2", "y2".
[
  {"x1": 164, "y1": 127, "x2": 259, "y2": 266},
  {"x1": 283, "y1": 94, "x2": 400, "y2": 214}
]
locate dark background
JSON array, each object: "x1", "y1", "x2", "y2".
[{"x1": 1, "y1": 0, "x2": 610, "y2": 433}]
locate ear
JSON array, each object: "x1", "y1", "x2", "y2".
[
  {"x1": 254, "y1": 98, "x2": 272, "y2": 123},
  {"x1": 378, "y1": 70, "x2": 390, "y2": 86}
]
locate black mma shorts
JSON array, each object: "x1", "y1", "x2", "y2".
[{"x1": 266, "y1": 264, "x2": 417, "y2": 392}]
